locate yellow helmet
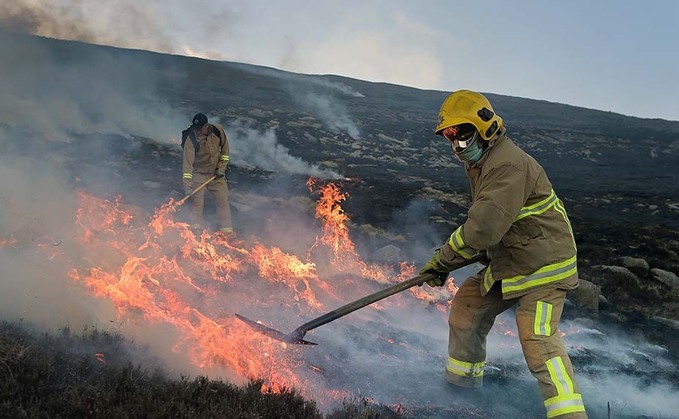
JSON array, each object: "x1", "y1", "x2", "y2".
[{"x1": 434, "y1": 90, "x2": 503, "y2": 141}]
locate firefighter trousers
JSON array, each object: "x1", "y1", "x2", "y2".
[
  {"x1": 446, "y1": 271, "x2": 587, "y2": 418},
  {"x1": 189, "y1": 174, "x2": 233, "y2": 231}
]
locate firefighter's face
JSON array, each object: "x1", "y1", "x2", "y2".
[{"x1": 195, "y1": 124, "x2": 209, "y2": 135}]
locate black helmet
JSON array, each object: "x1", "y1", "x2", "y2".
[{"x1": 192, "y1": 113, "x2": 208, "y2": 128}]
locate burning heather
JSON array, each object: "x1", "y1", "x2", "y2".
[
  {"x1": 2, "y1": 30, "x2": 679, "y2": 417},
  {"x1": 6, "y1": 175, "x2": 679, "y2": 417},
  {"x1": 8, "y1": 179, "x2": 449, "y2": 404},
  {"x1": 0, "y1": 144, "x2": 677, "y2": 419}
]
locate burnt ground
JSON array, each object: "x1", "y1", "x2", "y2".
[
  {"x1": 6, "y1": 131, "x2": 678, "y2": 418},
  {"x1": 2, "y1": 31, "x2": 679, "y2": 418}
]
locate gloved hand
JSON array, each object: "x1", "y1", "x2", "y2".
[
  {"x1": 419, "y1": 250, "x2": 449, "y2": 286},
  {"x1": 183, "y1": 179, "x2": 193, "y2": 196},
  {"x1": 418, "y1": 243, "x2": 460, "y2": 287},
  {"x1": 215, "y1": 170, "x2": 225, "y2": 179}
]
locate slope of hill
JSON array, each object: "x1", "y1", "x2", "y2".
[{"x1": 2, "y1": 30, "x2": 679, "y2": 418}]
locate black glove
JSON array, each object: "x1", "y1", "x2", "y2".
[
  {"x1": 215, "y1": 170, "x2": 225, "y2": 179},
  {"x1": 184, "y1": 186, "x2": 193, "y2": 196}
]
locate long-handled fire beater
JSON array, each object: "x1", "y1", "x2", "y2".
[
  {"x1": 236, "y1": 252, "x2": 487, "y2": 345},
  {"x1": 175, "y1": 175, "x2": 217, "y2": 207}
]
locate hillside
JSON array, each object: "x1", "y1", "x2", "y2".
[{"x1": 1, "y1": 30, "x2": 679, "y2": 418}]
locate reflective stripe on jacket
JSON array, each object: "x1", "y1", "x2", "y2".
[{"x1": 447, "y1": 132, "x2": 578, "y2": 299}]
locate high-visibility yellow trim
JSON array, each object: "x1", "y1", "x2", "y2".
[
  {"x1": 182, "y1": 173, "x2": 193, "y2": 179},
  {"x1": 534, "y1": 301, "x2": 553, "y2": 336},
  {"x1": 482, "y1": 190, "x2": 577, "y2": 296},
  {"x1": 554, "y1": 199, "x2": 576, "y2": 248},
  {"x1": 500, "y1": 255, "x2": 578, "y2": 294},
  {"x1": 220, "y1": 154, "x2": 230, "y2": 161},
  {"x1": 482, "y1": 266, "x2": 494, "y2": 293},
  {"x1": 447, "y1": 226, "x2": 474, "y2": 259},
  {"x1": 545, "y1": 393, "x2": 585, "y2": 418},
  {"x1": 446, "y1": 357, "x2": 485, "y2": 378},
  {"x1": 515, "y1": 189, "x2": 558, "y2": 221},
  {"x1": 546, "y1": 356, "x2": 575, "y2": 395},
  {"x1": 545, "y1": 356, "x2": 585, "y2": 417}
]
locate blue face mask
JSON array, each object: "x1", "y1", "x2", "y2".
[{"x1": 452, "y1": 137, "x2": 484, "y2": 163}]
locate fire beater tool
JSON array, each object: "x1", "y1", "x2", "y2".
[
  {"x1": 236, "y1": 252, "x2": 487, "y2": 345},
  {"x1": 175, "y1": 175, "x2": 217, "y2": 206}
]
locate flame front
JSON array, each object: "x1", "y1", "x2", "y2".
[{"x1": 7, "y1": 179, "x2": 456, "y2": 403}]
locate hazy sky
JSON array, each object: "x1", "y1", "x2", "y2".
[{"x1": 3, "y1": 0, "x2": 679, "y2": 120}]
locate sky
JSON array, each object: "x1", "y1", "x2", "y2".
[{"x1": 1, "y1": 0, "x2": 678, "y2": 121}]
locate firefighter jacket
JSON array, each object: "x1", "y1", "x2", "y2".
[
  {"x1": 182, "y1": 123, "x2": 230, "y2": 189},
  {"x1": 447, "y1": 130, "x2": 578, "y2": 299}
]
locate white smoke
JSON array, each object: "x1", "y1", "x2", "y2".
[
  {"x1": 1, "y1": 23, "x2": 677, "y2": 419},
  {"x1": 230, "y1": 64, "x2": 364, "y2": 139},
  {"x1": 0, "y1": 30, "x2": 183, "y2": 142},
  {"x1": 227, "y1": 122, "x2": 343, "y2": 179},
  {"x1": 309, "y1": 78, "x2": 365, "y2": 98},
  {"x1": 296, "y1": 91, "x2": 361, "y2": 139}
]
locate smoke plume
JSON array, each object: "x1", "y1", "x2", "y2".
[{"x1": 0, "y1": 26, "x2": 677, "y2": 419}]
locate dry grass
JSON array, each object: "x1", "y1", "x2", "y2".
[{"x1": 0, "y1": 320, "x2": 399, "y2": 419}]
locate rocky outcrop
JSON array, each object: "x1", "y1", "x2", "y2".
[
  {"x1": 566, "y1": 279, "x2": 601, "y2": 313},
  {"x1": 618, "y1": 256, "x2": 650, "y2": 277},
  {"x1": 589, "y1": 259, "x2": 679, "y2": 319}
]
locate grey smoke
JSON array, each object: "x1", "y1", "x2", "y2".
[
  {"x1": 309, "y1": 78, "x2": 365, "y2": 98},
  {"x1": 228, "y1": 64, "x2": 364, "y2": 139},
  {"x1": 0, "y1": 30, "x2": 183, "y2": 142},
  {"x1": 0, "y1": 0, "x2": 236, "y2": 60},
  {"x1": 227, "y1": 122, "x2": 343, "y2": 179},
  {"x1": 1, "y1": 19, "x2": 677, "y2": 418},
  {"x1": 296, "y1": 91, "x2": 361, "y2": 139}
]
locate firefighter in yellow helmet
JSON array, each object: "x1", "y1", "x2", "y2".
[
  {"x1": 419, "y1": 90, "x2": 587, "y2": 418},
  {"x1": 181, "y1": 113, "x2": 234, "y2": 235}
]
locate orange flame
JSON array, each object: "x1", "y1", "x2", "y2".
[
  {"x1": 0, "y1": 235, "x2": 18, "y2": 248},
  {"x1": 7, "y1": 179, "x2": 453, "y2": 403}
]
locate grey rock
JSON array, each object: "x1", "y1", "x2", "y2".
[
  {"x1": 591, "y1": 265, "x2": 639, "y2": 283},
  {"x1": 619, "y1": 256, "x2": 650, "y2": 277},
  {"x1": 566, "y1": 279, "x2": 600, "y2": 312},
  {"x1": 590, "y1": 265, "x2": 679, "y2": 318},
  {"x1": 652, "y1": 316, "x2": 679, "y2": 329},
  {"x1": 372, "y1": 244, "x2": 404, "y2": 264},
  {"x1": 141, "y1": 180, "x2": 161, "y2": 189},
  {"x1": 650, "y1": 268, "x2": 679, "y2": 289}
]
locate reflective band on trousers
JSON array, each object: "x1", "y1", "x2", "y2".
[
  {"x1": 446, "y1": 357, "x2": 485, "y2": 378},
  {"x1": 483, "y1": 254, "x2": 578, "y2": 294},
  {"x1": 447, "y1": 225, "x2": 475, "y2": 259},
  {"x1": 547, "y1": 356, "x2": 574, "y2": 394},
  {"x1": 534, "y1": 301, "x2": 553, "y2": 336},
  {"x1": 220, "y1": 154, "x2": 230, "y2": 162},
  {"x1": 544, "y1": 356, "x2": 585, "y2": 417},
  {"x1": 545, "y1": 393, "x2": 586, "y2": 418}
]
